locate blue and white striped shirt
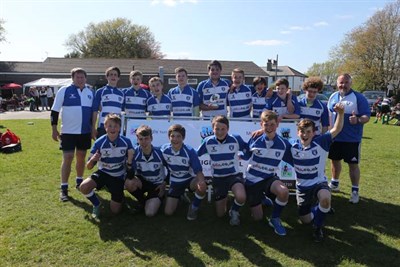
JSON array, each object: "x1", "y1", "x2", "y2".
[
  {"x1": 91, "y1": 135, "x2": 133, "y2": 180},
  {"x1": 161, "y1": 143, "x2": 203, "y2": 183},
  {"x1": 167, "y1": 85, "x2": 200, "y2": 117},
  {"x1": 133, "y1": 146, "x2": 166, "y2": 185},
  {"x1": 197, "y1": 78, "x2": 230, "y2": 117},
  {"x1": 298, "y1": 98, "x2": 329, "y2": 135},
  {"x1": 197, "y1": 134, "x2": 248, "y2": 177},
  {"x1": 93, "y1": 85, "x2": 124, "y2": 129},
  {"x1": 122, "y1": 87, "x2": 151, "y2": 117},
  {"x1": 227, "y1": 84, "x2": 252, "y2": 118}
]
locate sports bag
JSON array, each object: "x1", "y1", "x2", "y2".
[{"x1": 1, "y1": 129, "x2": 22, "y2": 153}]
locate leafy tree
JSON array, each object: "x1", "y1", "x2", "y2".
[
  {"x1": 334, "y1": 0, "x2": 400, "y2": 91},
  {"x1": 65, "y1": 18, "x2": 164, "y2": 59},
  {"x1": 0, "y1": 19, "x2": 6, "y2": 45},
  {"x1": 305, "y1": 59, "x2": 340, "y2": 86}
]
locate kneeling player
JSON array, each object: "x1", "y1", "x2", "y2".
[
  {"x1": 290, "y1": 103, "x2": 344, "y2": 242},
  {"x1": 244, "y1": 111, "x2": 292, "y2": 236},
  {"x1": 79, "y1": 114, "x2": 134, "y2": 219},
  {"x1": 161, "y1": 124, "x2": 207, "y2": 220},
  {"x1": 197, "y1": 115, "x2": 247, "y2": 226},
  {"x1": 125, "y1": 125, "x2": 167, "y2": 217}
]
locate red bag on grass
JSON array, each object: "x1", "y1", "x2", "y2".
[{"x1": 1, "y1": 129, "x2": 22, "y2": 153}]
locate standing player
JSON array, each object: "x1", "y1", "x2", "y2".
[
  {"x1": 266, "y1": 78, "x2": 300, "y2": 120},
  {"x1": 227, "y1": 68, "x2": 252, "y2": 118},
  {"x1": 92, "y1": 66, "x2": 124, "y2": 139},
  {"x1": 124, "y1": 125, "x2": 167, "y2": 217},
  {"x1": 251, "y1": 77, "x2": 273, "y2": 119},
  {"x1": 147, "y1": 77, "x2": 172, "y2": 116},
  {"x1": 197, "y1": 115, "x2": 248, "y2": 226},
  {"x1": 161, "y1": 124, "x2": 207, "y2": 220},
  {"x1": 123, "y1": 70, "x2": 151, "y2": 118},
  {"x1": 290, "y1": 103, "x2": 345, "y2": 242},
  {"x1": 51, "y1": 67, "x2": 94, "y2": 201},
  {"x1": 244, "y1": 110, "x2": 292, "y2": 236},
  {"x1": 79, "y1": 114, "x2": 134, "y2": 219},
  {"x1": 197, "y1": 60, "x2": 230, "y2": 118},
  {"x1": 168, "y1": 67, "x2": 200, "y2": 117},
  {"x1": 298, "y1": 77, "x2": 329, "y2": 135},
  {"x1": 327, "y1": 74, "x2": 370, "y2": 203}
]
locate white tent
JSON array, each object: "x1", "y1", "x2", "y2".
[
  {"x1": 23, "y1": 78, "x2": 72, "y2": 95},
  {"x1": 24, "y1": 78, "x2": 72, "y2": 88}
]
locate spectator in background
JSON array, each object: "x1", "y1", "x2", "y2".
[
  {"x1": 39, "y1": 86, "x2": 48, "y2": 111},
  {"x1": 47, "y1": 86, "x2": 54, "y2": 108}
]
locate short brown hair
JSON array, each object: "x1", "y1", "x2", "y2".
[
  {"x1": 105, "y1": 66, "x2": 121, "y2": 77},
  {"x1": 104, "y1": 113, "x2": 121, "y2": 127},
  {"x1": 260, "y1": 110, "x2": 278, "y2": 123},
  {"x1": 297, "y1": 119, "x2": 316, "y2": 132},
  {"x1": 275, "y1": 78, "x2": 289, "y2": 88},
  {"x1": 149, "y1": 76, "x2": 163, "y2": 85},
  {"x1": 175, "y1": 67, "x2": 187, "y2": 75},
  {"x1": 71, "y1": 68, "x2": 87, "y2": 78},
  {"x1": 253, "y1": 76, "x2": 267, "y2": 87},
  {"x1": 232, "y1": 68, "x2": 244, "y2": 76},
  {"x1": 168, "y1": 124, "x2": 185, "y2": 139},
  {"x1": 212, "y1": 115, "x2": 229, "y2": 128},
  {"x1": 207, "y1": 60, "x2": 222, "y2": 71},
  {"x1": 136, "y1": 125, "x2": 152, "y2": 138},
  {"x1": 130, "y1": 70, "x2": 143, "y2": 79},
  {"x1": 302, "y1": 77, "x2": 324, "y2": 91}
]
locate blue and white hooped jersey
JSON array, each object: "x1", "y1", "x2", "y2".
[
  {"x1": 290, "y1": 133, "x2": 332, "y2": 189},
  {"x1": 327, "y1": 90, "x2": 370, "y2": 142},
  {"x1": 244, "y1": 133, "x2": 293, "y2": 184},
  {"x1": 252, "y1": 90, "x2": 267, "y2": 118},
  {"x1": 227, "y1": 84, "x2": 252, "y2": 118},
  {"x1": 298, "y1": 98, "x2": 329, "y2": 135},
  {"x1": 122, "y1": 87, "x2": 151, "y2": 117},
  {"x1": 147, "y1": 94, "x2": 172, "y2": 116},
  {"x1": 197, "y1": 78, "x2": 230, "y2": 117},
  {"x1": 91, "y1": 135, "x2": 133, "y2": 180},
  {"x1": 266, "y1": 94, "x2": 300, "y2": 116},
  {"x1": 51, "y1": 84, "x2": 94, "y2": 134},
  {"x1": 161, "y1": 143, "x2": 203, "y2": 183},
  {"x1": 133, "y1": 146, "x2": 166, "y2": 185},
  {"x1": 167, "y1": 85, "x2": 200, "y2": 117},
  {"x1": 197, "y1": 134, "x2": 248, "y2": 177},
  {"x1": 93, "y1": 85, "x2": 124, "y2": 129}
]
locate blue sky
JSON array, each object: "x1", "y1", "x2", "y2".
[{"x1": 0, "y1": 0, "x2": 395, "y2": 73}]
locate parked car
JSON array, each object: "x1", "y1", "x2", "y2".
[
  {"x1": 362, "y1": 90, "x2": 385, "y2": 116},
  {"x1": 297, "y1": 93, "x2": 329, "y2": 105}
]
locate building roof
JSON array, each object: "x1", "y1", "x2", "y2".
[
  {"x1": 0, "y1": 57, "x2": 268, "y2": 77},
  {"x1": 261, "y1": 65, "x2": 306, "y2": 77}
]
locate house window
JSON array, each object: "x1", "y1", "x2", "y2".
[{"x1": 168, "y1": 78, "x2": 198, "y2": 85}]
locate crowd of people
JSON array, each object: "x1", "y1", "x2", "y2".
[
  {"x1": 373, "y1": 95, "x2": 400, "y2": 125},
  {"x1": 50, "y1": 62, "x2": 372, "y2": 242}
]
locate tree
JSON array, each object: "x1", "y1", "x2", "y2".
[
  {"x1": 305, "y1": 59, "x2": 340, "y2": 86},
  {"x1": 65, "y1": 18, "x2": 164, "y2": 59},
  {"x1": 0, "y1": 19, "x2": 6, "y2": 45},
  {"x1": 334, "y1": 0, "x2": 400, "y2": 91}
]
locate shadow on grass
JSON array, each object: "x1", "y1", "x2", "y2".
[{"x1": 71, "y1": 192, "x2": 399, "y2": 266}]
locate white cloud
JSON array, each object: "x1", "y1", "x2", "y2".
[
  {"x1": 289, "y1": 26, "x2": 311, "y2": 31},
  {"x1": 314, "y1": 21, "x2": 328, "y2": 27},
  {"x1": 244, "y1": 40, "x2": 289, "y2": 46},
  {"x1": 150, "y1": 0, "x2": 198, "y2": 6},
  {"x1": 280, "y1": 30, "x2": 291, "y2": 35}
]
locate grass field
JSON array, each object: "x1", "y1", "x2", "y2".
[{"x1": 0, "y1": 119, "x2": 399, "y2": 266}]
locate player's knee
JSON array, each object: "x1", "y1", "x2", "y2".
[
  {"x1": 319, "y1": 197, "x2": 331, "y2": 209},
  {"x1": 277, "y1": 186, "x2": 289, "y2": 200}
]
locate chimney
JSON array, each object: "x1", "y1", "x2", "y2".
[
  {"x1": 267, "y1": 59, "x2": 272, "y2": 71},
  {"x1": 159, "y1": 66, "x2": 164, "y2": 80}
]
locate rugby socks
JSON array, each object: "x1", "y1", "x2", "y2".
[
  {"x1": 351, "y1": 186, "x2": 359, "y2": 193},
  {"x1": 60, "y1": 183, "x2": 68, "y2": 191},
  {"x1": 191, "y1": 193, "x2": 205, "y2": 210},
  {"x1": 330, "y1": 178, "x2": 339, "y2": 187},
  {"x1": 313, "y1": 204, "x2": 330, "y2": 228},
  {"x1": 271, "y1": 198, "x2": 287, "y2": 219},
  {"x1": 231, "y1": 199, "x2": 244, "y2": 212},
  {"x1": 76, "y1": 177, "x2": 83, "y2": 187},
  {"x1": 85, "y1": 190, "x2": 100, "y2": 207}
]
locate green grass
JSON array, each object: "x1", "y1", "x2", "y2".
[{"x1": 0, "y1": 119, "x2": 399, "y2": 266}]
